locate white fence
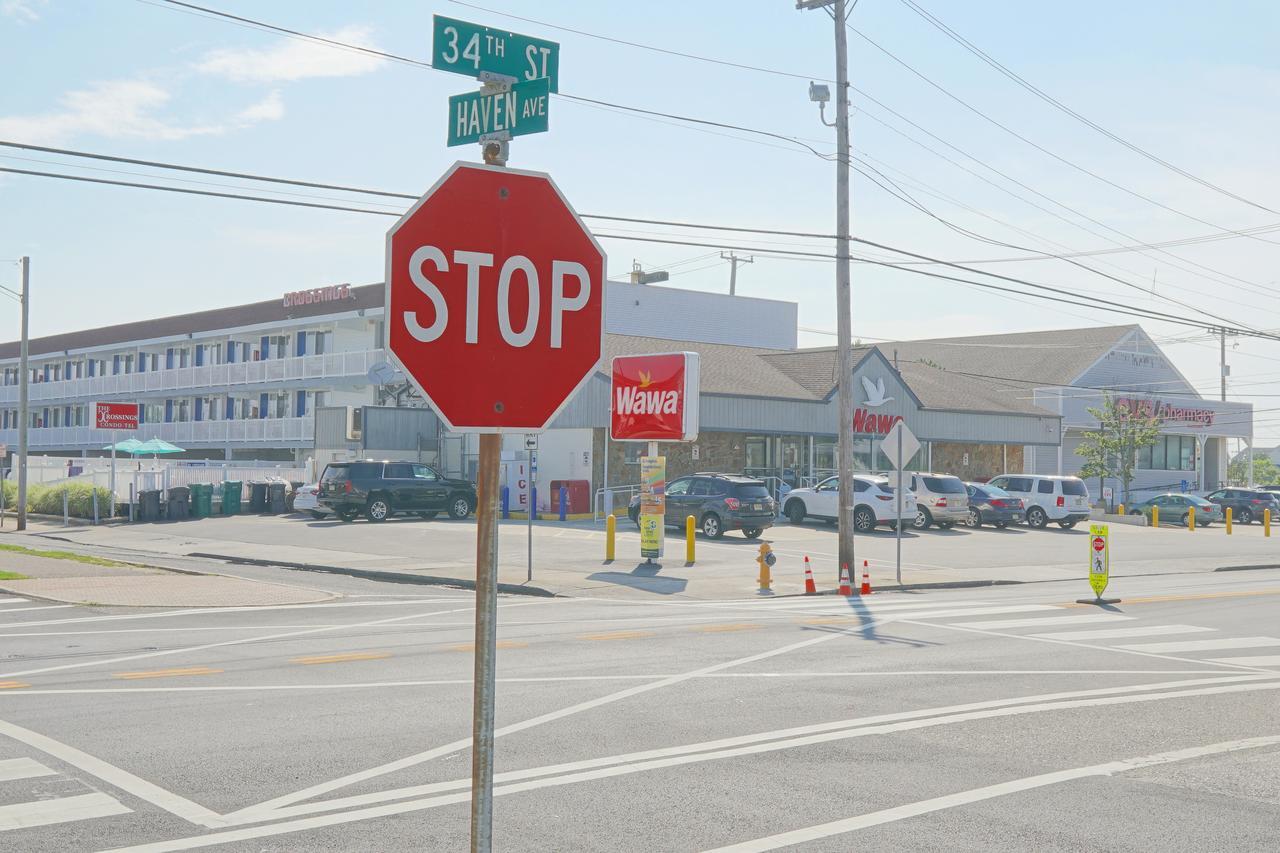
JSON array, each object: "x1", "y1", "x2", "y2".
[{"x1": 9, "y1": 460, "x2": 309, "y2": 502}]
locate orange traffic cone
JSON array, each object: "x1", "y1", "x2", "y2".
[
  {"x1": 803, "y1": 556, "x2": 817, "y2": 595},
  {"x1": 860, "y1": 560, "x2": 872, "y2": 595},
  {"x1": 838, "y1": 563, "x2": 852, "y2": 596}
]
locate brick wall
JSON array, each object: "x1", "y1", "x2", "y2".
[
  {"x1": 929, "y1": 442, "x2": 1023, "y2": 482},
  {"x1": 593, "y1": 428, "x2": 751, "y2": 489}
]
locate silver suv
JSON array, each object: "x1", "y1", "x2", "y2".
[
  {"x1": 987, "y1": 474, "x2": 1091, "y2": 529},
  {"x1": 905, "y1": 472, "x2": 969, "y2": 530}
]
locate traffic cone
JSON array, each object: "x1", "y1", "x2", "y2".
[
  {"x1": 838, "y1": 563, "x2": 852, "y2": 596},
  {"x1": 860, "y1": 560, "x2": 872, "y2": 595},
  {"x1": 803, "y1": 556, "x2": 817, "y2": 595}
]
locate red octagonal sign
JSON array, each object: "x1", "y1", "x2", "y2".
[{"x1": 386, "y1": 162, "x2": 605, "y2": 432}]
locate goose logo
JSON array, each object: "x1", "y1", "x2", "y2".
[{"x1": 861, "y1": 375, "x2": 894, "y2": 408}]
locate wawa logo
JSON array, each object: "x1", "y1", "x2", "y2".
[{"x1": 611, "y1": 352, "x2": 701, "y2": 442}]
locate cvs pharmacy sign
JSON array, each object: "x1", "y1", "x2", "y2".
[
  {"x1": 94, "y1": 402, "x2": 140, "y2": 431},
  {"x1": 610, "y1": 352, "x2": 700, "y2": 441}
]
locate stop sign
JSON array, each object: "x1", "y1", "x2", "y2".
[
  {"x1": 385, "y1": 162, "x2": 605, "y2": 431},
  {"x1": 1092, "y1": 536, "x2": 1105, "y2": 552}
]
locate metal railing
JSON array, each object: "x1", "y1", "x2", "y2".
[
  {"x1": 0, "y1": 416, "x2": 315, "y2": 448},
  {"x1": 594, "y1": 484, "x2": 644, "y2": 522}
]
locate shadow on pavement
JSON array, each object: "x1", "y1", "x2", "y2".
[{"x1": 586, "y1": 562, "x2": 688, "y2": 594}]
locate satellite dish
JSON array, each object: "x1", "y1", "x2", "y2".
[{"x1": 367, "y1": 361, "x2": 401, "y2": 385}]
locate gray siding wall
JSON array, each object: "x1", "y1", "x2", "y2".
[
  {"x1": 314, "y1": 406, "x2": 352, "y2": 449},
  {"x1": 1074, "y1": 328, "x2": 1197, "y2": 394},
  {"x1": 361, "y1": 406, "x2": 440, "y2": 452}
]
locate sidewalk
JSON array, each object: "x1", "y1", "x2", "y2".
[{"x1": 0, "y1": 543, "x2": 337, "y2": 607}]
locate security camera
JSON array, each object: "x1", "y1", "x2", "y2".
[{"x1": 808, "y1": 82, "x2": 831, "y2": 103}]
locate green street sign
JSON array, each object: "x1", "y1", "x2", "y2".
[
  {"x1": 432, "y1": 15, "x2": 560, "y2": 92},
  {"x1": 447, "y1": 77, "x2": 550, "y2": 147}
]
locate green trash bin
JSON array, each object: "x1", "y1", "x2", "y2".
[
  {"x1": 221, "y1": 480, "x2": 243, "y2": 515},
  {"x1": 190, "y1": 483, "x2": 213, "y2": 518}
]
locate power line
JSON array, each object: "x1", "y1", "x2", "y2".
[{"x1": 895, "y1": 0, "x2": 1278, "y2": 216}]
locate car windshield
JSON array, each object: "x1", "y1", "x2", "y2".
[
  {"x1": 1060, "y1": 478, "x2": 1089, "y2": 496},
  {"x1": 862, "y1": 478, "x2": 892, "y2": 493},
  {"x1": 320, "y1": 466, "x2": 348, "y2": 484},
  {"x1": 922, "y1": 476, "x2": 965, "y2": 494},
  {"x1": 980, "y1": 485, "x2": 1011, "y2": 498},
  {"x1": 733, "y1": 483, "x2": 771, "y2": 499},
  {"x1": 1188, "y1": 496, "x2": 1214, "y2": 507}
]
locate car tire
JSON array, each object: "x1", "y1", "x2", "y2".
[
  {"x1": 1026, "y1": 507, "x2": 1048, "y2": 529},
  {"x1": 337, "y1": 509, "x2": 357, "y2": 523},
  {"x1": 853, "y1": 506, "x2": 876, "y2": 533},
  {"x1": 309, "y1": 510, "x2": 326, "y2": 520},
  {"x1": 994, "y1": 521, "x2": 1008, "y2": 529},
  {"x1": 937, "y1": 521, "x2": 954, "y2": 530},
  {"x1": 1181, "y1": 512, "x2": 1192, "y2": 527},
  {"x1": 742, "y1": 527, "x2": 763, "y2": 539},
  {"x1": 913, "y1": 508, "x2": 932, "y2": 530},
  {"x1": 447, "y1": 495, "x2": 473, "y2": 520},
  {"x1": 785, "y1": 500, "x2": 806, "y2": 525},
  {"x1": 365, "y1": 496, "x2": 391, "y2": 523},
  {"x1": 1059, "y1": 520, "x2": 1076, "y2": 529},
  {"x1": 966, "y1": 508, "x2": 982, "y2": 528},
  {"x1": 701, "y1": 513, "x2": 724, "y2": 539},
  {"x1": 1238, "y1": 508, "x2": 1253, "y2": 524},
  {"x1": 417, "y1": 511, "x2": 438, "y2": 519}
]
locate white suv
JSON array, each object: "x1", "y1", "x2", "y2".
[
  {"x1": 784, "y1": 474, "x2": 917, "y2": 533},
  {"x1": 987, "y1": 474, "x2": 1091, "y2": 529},
  {"x1": 904, "y1": 472, "x2": 969, "y2": 530}
]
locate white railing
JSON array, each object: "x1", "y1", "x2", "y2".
[
  {"x1": 0, "y1": 416, "x2": 314, "y2": 449},
  {"x1": 2, "y1": 349, "x2": 387, "y2": 404}
]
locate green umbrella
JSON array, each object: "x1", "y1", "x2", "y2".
[
  {"x1": 103, "y1": 438, "x2": 147, "y2": 454},
  {"x1": 136, "y1": 438, "x2": 185, "y2": 456}
]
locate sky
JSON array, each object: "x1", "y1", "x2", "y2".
[{"x1": 3, "y1": 1, "x2": 1280, "y2": 439}]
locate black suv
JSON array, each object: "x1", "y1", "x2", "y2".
[
  {"x1": 319, "y1": 461, "x2": 476, "y2": 523},
  {"x1": 1203, "y1": 487, "x2": 1280, "y2": 524},
  {"x1": 627, "y1": 473, "x2": 776, "y2": 539}
]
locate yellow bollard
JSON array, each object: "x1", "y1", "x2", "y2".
[
  {"x1": 1188, "y1": 505, "x2": 1196, "y2": 532},
  {"x1": 686, "y1": 515, "x2": 695, "y2": 564},
  {"x1": 756, "y1": 542, "x2": 774, "y2": 592},
  {"x1": 1118, "y1": 503, "x2": 1125, "y2": 517},
  {"x1": 1152, "y1": 505, "x2": 1159, "y2": 528},
  {"x1": 1266, "y1": 509, "x2": 1272, "y2": 537},
  {"x1": 1225, "y1": 507, "x2": 1232, "y2": 535},
  {"x1": 605, "y1": 513, "x2": 616, "y2": 562}
]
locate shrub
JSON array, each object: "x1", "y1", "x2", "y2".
[{"x1": 1, "y1": 481, "x2": 115, "y2": 519}]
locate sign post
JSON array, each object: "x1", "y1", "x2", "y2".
[
  {"x1": 880, "y1": 419, "x2": 920, "y2": 587},
  {"x1": 1078, "y1": 522, "x2": 1120, "y2": 605},
  {"x1": 385, "y1": 157, "x2": 604, "y2": 853},
  {"x1": 94, "y1": 402, "x2": 139, "y2": 507},
  {"x1": 639, "y1": 450, "x2": 666, "y2": 561}
]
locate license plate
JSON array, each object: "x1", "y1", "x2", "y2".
[{"x1": 752, "y1": 503, "x2": 763, "y2": 511}]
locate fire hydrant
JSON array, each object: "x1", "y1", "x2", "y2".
[{"x1": 756, "y1": 542, "x2": 776, "y2": 593}]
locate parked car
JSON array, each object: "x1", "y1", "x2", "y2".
[
  {"x1": 783, "y1": 474, "x2": 917, "y2": 533},
  {"x1": 1128, "y1": 493, "x2": 1222, "y2": 527},
  {"x1": 963, "y1": 482, "x2": 1024, "y2": 529},
  {"x1": 1202, "y1": 487, "x2": 1280, "y2": 524},
  {"x1": 904, "y1": 472, "x2": 969, "y2": 530},
  {"x1": 986, "y1": 474, "x2": 1091, "y2": 529},
  {"x1": 318, "y1": 461, "x2": 476, "y2": 523},
  {"x1": 628, "y1": 472, "x2": 775, "y2": 539},
  {"x1": 292, "y1": 482, "x2": 330, "y2": 520}
]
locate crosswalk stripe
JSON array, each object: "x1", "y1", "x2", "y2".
[
  {"x1": 806, "y1": 604, "x2": 1062, "y2": 626},
  {"x1": 0, "y1": 605, "x2": 76, "y2": 615},
  {"x1": 952, "y1": 614, "x2": 1134, "y2": 631},
  {"x1": 766, "y1": 599, "x2": 997, "y2": 612},
  {"x1": 0, "y1": 792, "x2": 131, "y2": 831},
  {"x1": 0, "y1": 757, "x2": 55, "y2": 782},
  {"x1": 1033, "y1": 625, "x2": 1215, "y2": 641},
  {"x1": 1118, "y1": 637, "x2": 1280, "y2": 654},
  {"x1": 0, "y1": 599, "x2": 31, "y2": 606},
  {"x1": 1209, "y1": 655, "x2": 1280, "y2": 667}
]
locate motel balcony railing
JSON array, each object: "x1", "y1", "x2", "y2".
[
  {"x1": 0, "y1": 349, "x2": 388, "y2": 404},
  {"x1": 0, "y1": 416, "x2": 315, "y2": 449}
]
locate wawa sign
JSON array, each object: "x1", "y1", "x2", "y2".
[{"x1": 610, "y1": 352, "x2": 700, "y2": 442}]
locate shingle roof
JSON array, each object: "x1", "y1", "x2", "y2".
[{"x1": 603, "y1": 335, "x2": 816, "y2": 400}]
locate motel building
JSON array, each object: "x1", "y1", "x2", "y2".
[{"x1": 1, "y1": 278, "x2": 1251, "y2": 507}]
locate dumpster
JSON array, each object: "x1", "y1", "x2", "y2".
[
  {"x1": 190, "y1": 483, "x2": 213, "y2": 518},
  {"x1": 221, "y1": 480, "x2": 243, "y2": 515},
  {"x1": 167, "y1": 486, "x2": 191, "y2": 520},
  {"x1": 550, "y1": 479, "x2": 591, "y2": 515},
  {"x1": 249, "y1": 481, "x2": 269, "y2": 513},
  {"x1": 138, "y1": 489, "x2": 162, "y2": 521},
  {"x1": 268, "y1": 481, "x2": 287, "y2": 514}
]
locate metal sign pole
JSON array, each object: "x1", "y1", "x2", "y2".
[
  {"x1": 527, "y1": 446, "x2": 535, "y2": 583},
  {"x1": 110, "y1": 427, "x2": 117, "y2": 506},
  {"x1": 896, "y1": 437, "x2": 903, "y2": 586},
  {"x1": 471, "y1": 431, "x2": 500, "y2": 853}
]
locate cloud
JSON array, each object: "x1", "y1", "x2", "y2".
[
  {"x1": 236, "y1": 90, "x2": 284, "y2": 124},
  {"x1": 195, "y1": 26, "x2": 385, "y2": 83},
  {"x1": 1, "y1": 0, "x2": 45, "y2": 22}
]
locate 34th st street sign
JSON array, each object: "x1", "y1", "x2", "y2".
[
  {"x1": 447, "y1": 77, "x2": 550, "y2": 147},
  {"x1": 432, "y1": 15, "x2": 560, "y2": 91}
]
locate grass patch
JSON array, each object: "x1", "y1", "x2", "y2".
[
  {"x1": 0, "y1": 543, "x2": 129, "y2": 568},
  {"x1": 0, "y1": 570, "x2": 28, "y2": 580}
]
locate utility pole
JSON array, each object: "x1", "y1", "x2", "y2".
[
  {"x1": 1219, "y1": 326, "x2": 1228, "y2": 402},
  {"x1": 17, "y1": 256, "x2": 29, "y2": 531},
  {"x1": 720, "y1": 251, "x2": 754, "y2": 296},
  {"x1": 798, "y1": 0, "x2": 856, "y2": 573}
]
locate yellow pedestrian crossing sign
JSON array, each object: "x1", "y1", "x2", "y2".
[{"x1": 1089, "y1": 523, "x2": 1109, "y2": 597}]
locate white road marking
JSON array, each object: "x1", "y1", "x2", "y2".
[
  {"x1": 0, "y1": 604, "x2": 76, "y2": 615},
  {"x1": 1118, "y1": 637, "x2": 1280, "y2": 653},
  {"x1": 1033, "y1": 624, "x2": 1215, "y2": 641},
  {"x1": 953, "y1": 614, "x2": 1134, "y2": 630},
  {"x1": 0, "y1": 791, "x2": 131, "y2": 831},
  {"x1": 0, "y1": 598, "x2": 31, "y2": 605},
  {"x1": 102, "y1": 677, "x2": 1280, "y2": 850},
  {"x1": 702, "y1": 735, "x2": 1280, "y2": 852},
  {"x1": 0, "y1": 756, "x2": 55, "y2": 781},
  {"x1": 1210, "y1": 655, "x2": 1280, "y2": 666}
]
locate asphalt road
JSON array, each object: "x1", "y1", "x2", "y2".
[{"x1": 1, "y1": 562, "x2": 1279, "y2": 851}]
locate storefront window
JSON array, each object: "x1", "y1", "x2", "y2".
[
  {"x1": 1138, "y1": 435, "x2": 1197, "y2": 471},
  {"x1": 745, "y1": 436, "x2": 769, "y2": 470}
]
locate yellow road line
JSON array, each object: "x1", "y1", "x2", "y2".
[
  {"x1": 1065, "y1": 588, "x2": 1280, "y2": 607},
  {"x1": 448, "y1": 641, "x2": 529, "y2": 652},
  {"x1": 114, "y1": 666, "x2": 223, "y2": 680},
  {"x1": 0, "y1": 681, "x2": 31, "y2": 690},
  {"x1": 695, "y1": 623, "x2": 763, "y2": 633},
  {"x1": 803, "y1": 616, "x2": 858, "y2": 625},
  {"x1": 577, "y1": 630, "x2": 656, "y2": 642},
  {"x1": 290, "y1": 652, "x2": 392, "y2": 665}
]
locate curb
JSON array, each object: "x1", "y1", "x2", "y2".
[
  {"x1": 1215, "y1": 564, "x2": 1280, "y2": 572},
  {"x1": 188, "y1": 553, "x2": 558, "y2": 598}
]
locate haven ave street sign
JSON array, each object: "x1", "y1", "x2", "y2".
[
  {"x1": 448, "y1": 78, "x2": 550, "y2": 147},
  {"x1": 610, "y1": 352, "x2": 701, "y2": 442},
  {"x1": 432, "y1": 15, "x2": 560, "y2": 91},
  {"x1": 385, "y1": 162, "x2": 605, "y2": 432}
]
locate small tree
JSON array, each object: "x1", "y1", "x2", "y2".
[
  {"x1": 1075, "y1": 395, "x2": 1162, "y2": 505},
  {"x1": 1228, "y1": 454, "x2": 1280, "y2": 487}
]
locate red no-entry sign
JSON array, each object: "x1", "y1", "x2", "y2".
[{"x1": 385, "y1": 162, "x2": 605, "y2": 432}]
